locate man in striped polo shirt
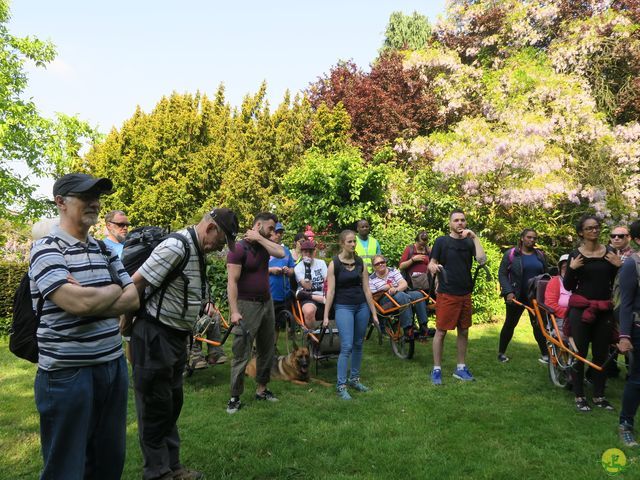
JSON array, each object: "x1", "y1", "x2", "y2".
[
  {"x1": 29, "y1": 173, "x2": 140, "y2": 480},
  {"x1": 130, "y1": 208, "x2": 238, "y2": 480}
]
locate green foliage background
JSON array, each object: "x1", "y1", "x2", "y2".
[{"x1": 6, "y1": 2, "x2": 640, "y2": 327}]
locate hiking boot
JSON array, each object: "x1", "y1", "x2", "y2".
[
  {"x1": 431, "y1": 369, "x2": 443, "y2": 386},
  {"x1": 453, "y1": 366, "x2": 475, "y2": 381},
  {"x1": 497, "y1": 353, "x2": 510, "y2": 363},
  {"x1": 538, "y1": 355, "x2": 550, "y2": 364},
  {"x1": 172, "y1": 467, "x2": 205, "y2": 479},
  {"x1": 337, "y1": 384, "x2": 352, "y2": 400},
  {"x1": 255, "y1": 389, "x2": 279, "y2": 402},
  {"x1": 226, "y1": 397, "x2": 241, "y2": 414},
  {"x1": 619, "y1": 424, "x2": 639, "y2": 447},
  {"x1": 348, "y1": 377, "x2": 370, "y2": 392}
]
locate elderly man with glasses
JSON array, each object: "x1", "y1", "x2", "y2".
[
  {"x1": 103, "y1": 210, "x2": 130, "y2": 258},
  {"x1": 29, "y1": 173, "x2": 140, "y2": 479},
  {"x1": 368, "y1": 254, "x2": 429, "y2": 339}
]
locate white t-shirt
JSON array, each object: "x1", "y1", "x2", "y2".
[{"x1": 294, "y1": 258, "x2": 328, "y2": 296}]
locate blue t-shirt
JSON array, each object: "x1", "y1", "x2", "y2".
[
  {"x1": 520, "y1": 253, "x2": 544, "y2": 300},
  {"x1": 269, "y1": 245, "x2": 295, "y2": 302},
  {"x1": 103, "y1": 237, "x2": 124, "y2": 258}
]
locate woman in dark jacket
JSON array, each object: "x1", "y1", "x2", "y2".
[
  {"x1": 497, "y1": 229, "x2": 549, "y2": 363},
  {"x1": 564, "y1": 215, "x2": 621, "y2": 412}
]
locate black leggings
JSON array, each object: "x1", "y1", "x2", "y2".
[
  {"x1": 499, "y1": 302, "x2": 547, "y2": 356},
  {"x1": 569, "y1": 307, "x2": 613, "y2": 398}
]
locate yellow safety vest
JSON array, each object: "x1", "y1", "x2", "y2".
[{"x1": 355, "y1": 236, "x2": 379, "y2": 274}]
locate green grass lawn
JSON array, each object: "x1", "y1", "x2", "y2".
[{"x1": 1, "y1": 322, "x2": 637, "y2": 480}]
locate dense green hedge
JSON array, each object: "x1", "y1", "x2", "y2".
[{"x1": 0, "y1": 260, "x2": 28, "y2": 335}]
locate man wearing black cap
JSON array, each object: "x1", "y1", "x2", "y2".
[
  {"x1": 129, "y1": 207, "x2": 238, "y2": 480},
  {"x1": 29, "y1": 173, "x2": 140, "y2": 479}
]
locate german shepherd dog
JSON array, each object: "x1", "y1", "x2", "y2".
[{"x1": 245, "y1": 345, "x2": 330, "y2": 386}]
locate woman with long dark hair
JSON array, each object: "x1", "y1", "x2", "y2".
[
  {"x1": 323, "y1": 230, "x2": 379, "y2": 400},
  {"x1": 564, "y1": 215, "x2": 621, "y2": 411}
]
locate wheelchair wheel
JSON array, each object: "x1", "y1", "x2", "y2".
[
  {"x1": 390, "y1": 333, "x2": 415, "y2": 360},
  {"x1": 548, "y1": 346, "x2": 572, "y2": 388}
]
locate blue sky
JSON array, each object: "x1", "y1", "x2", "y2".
[{"x1": 10, "y1": 1, "x2": 446, "y2": 133}]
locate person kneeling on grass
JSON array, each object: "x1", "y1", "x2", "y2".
[
  {"x1": 294, "y1": 240, "x2": 327, "y2": 329},
  {"x1": 368, "y1": 254, "x2": 429, "y2": 338}
]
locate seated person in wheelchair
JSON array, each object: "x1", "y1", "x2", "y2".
[
  {"x1": 544, "y1": 254, "x2": 571, "y2": 336},
  {"x1": 294, "y1": 240, "x2": 327, "y2": 329},
  {"x1": 368, "y1": 254, "x2": 429, "y2": 338}
]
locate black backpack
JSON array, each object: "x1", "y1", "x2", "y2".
[
  {"x1": 122, "y1": 226, "x2": 200, "y2": 323},
  {"x1": 9, "y1": 272, "x2": 44, "y2": 363},
  {"x1": 9, "y1": 237, "x2": 112, "y2": 363}
]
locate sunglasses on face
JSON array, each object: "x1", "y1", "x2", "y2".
[
  {"x1": 610, "y1": 233, "x2": 628, "y2": 239},
  {"x1": 373, "y1": 261, "x2": 386, "y2": 267},
  {"x1": 108, "y1": 221, "x2": 130, "y2": 228},
  {"x1": 583, "y1": 225, "x2": 600, "y2": 232}
]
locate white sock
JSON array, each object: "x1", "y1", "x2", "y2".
[
  {"x1": 433, "y1": 366, "x2": 441, "y2": 371},
  {"x1": 457, "y1": 363, "x2": 465, "y2": 369}
]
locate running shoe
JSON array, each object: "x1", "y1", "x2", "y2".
[
  {"x1": 348, "y1": 378, "x2": 370, "y2": 392},
  {"x1": 453, "y1": 366, "x2": 475, "y2": 381},
  {"x1": 255, "y1": 389, "x2": 279, "y2": 402},
  {"x1": 431, "y1": 368, "x2": 443, "y2": 386},
  {"x1": 226, "y1": 396, "x2": 241, "y2": 414},
  {"x1": 497, "y1": 354, "x2": 510, "y2": 363},
  {"x1": 337, "y1": 385, "x2": 352, "y2": 400},
  {"x1": 619, "y1": 424, "x2": 639, "y2": 447},
  {"x1": 538, "y1": 355, "x2": 550, "y2": 364}
]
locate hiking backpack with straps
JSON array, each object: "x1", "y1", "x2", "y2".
[
  {"x1": 9, "y1": 237, "x2": 114, "y2": 363},
  {"x1": 121, "y1": 226, "x2": 204, "y2": 331}
]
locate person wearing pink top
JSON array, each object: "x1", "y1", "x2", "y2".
[{"x1": 544, "y1": 254, "x2": 571, "y2": 326}]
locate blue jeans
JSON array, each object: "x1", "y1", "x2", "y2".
[
  {"x1": 34, "y1": 356, "x2": 128, "y2": 480},
  {"x1": 381, "y1": 290, "x2": 428, "y2": 329},
  {"x1": 335, "y1": 302, "x2": 370, "y2": 386},
  {"x1": 620, "y1": 327, "x2": 640, "y2": 427}
]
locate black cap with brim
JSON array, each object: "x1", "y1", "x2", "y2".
[
  {"x1": 53, "y1": 173, "x2": 113, "y2": 197},
  {"x1": 210, "y1": 208, "x2": 239, "y2": 249}
]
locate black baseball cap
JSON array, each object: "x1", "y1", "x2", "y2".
[
  {"x1": 53, "y1": 173, "x2": 113, "y2": 197},
  {"x1": 210, "y1": 208, "x2": 239, "y2": 249}
]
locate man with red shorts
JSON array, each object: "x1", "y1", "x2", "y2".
[{"x1": 428, "y1": 209, "x2": 486, "y2": 385}]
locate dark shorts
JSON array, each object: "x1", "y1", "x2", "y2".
[
  {"x1": 301, "y1": 299, "x2": 325, "y2": 320},
  {"x1": 435, "y1": 293, "x2": 472, "y2": 330}
]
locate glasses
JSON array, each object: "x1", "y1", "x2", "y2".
[
  {"x1": 373, "y1": 261, "x2": 386, "y2": 267},
  {"x1": 583, "y1": 225, "x2": 601, "y2": 232},
  {"x1": 108, "y1": 221, "x2": 130, "y2": 228},
  {"x1": 610, "y1": 233, "x2": 628, "y2": 239}
]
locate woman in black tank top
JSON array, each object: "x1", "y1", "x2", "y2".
[{"x1": 324, "y1": 230, "x2": 379, "y2": 400}]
